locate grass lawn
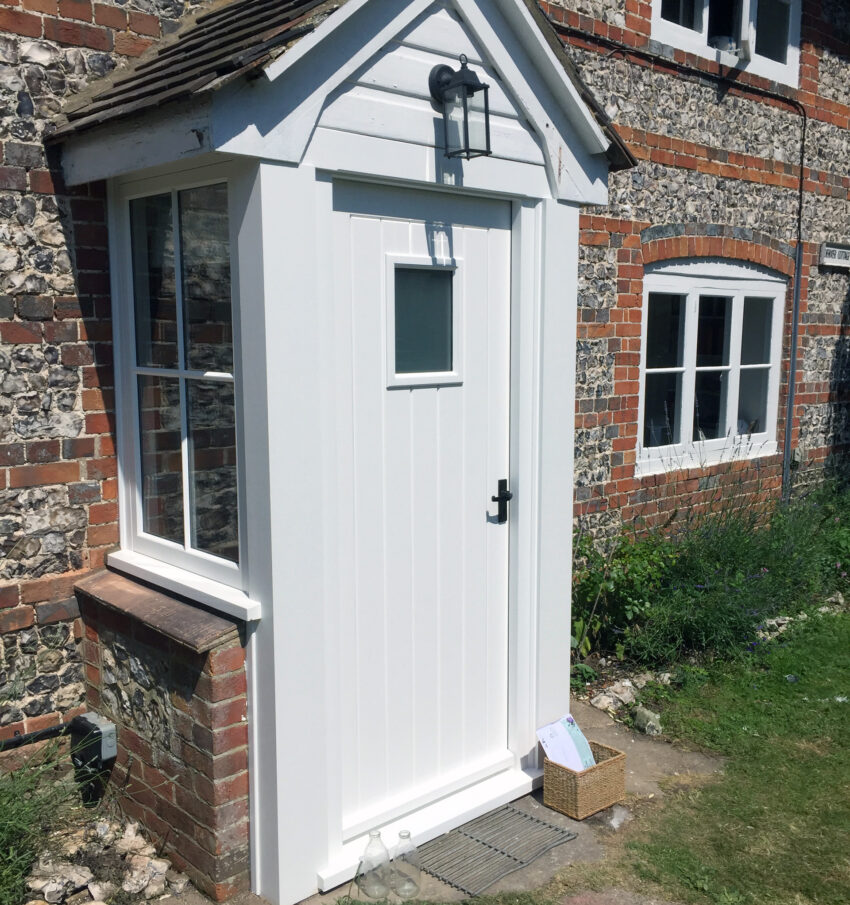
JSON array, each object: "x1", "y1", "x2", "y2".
[
  {"x1": 408, "y1": 611, "x2": 850, "y2": 905},
  {"x1": 627, "y1": 610, "x2": 850, "y2": 905}
]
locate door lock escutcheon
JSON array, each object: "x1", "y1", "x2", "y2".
[{"x1": 491, "y1": 479, "x2": 513, "y2": 524}]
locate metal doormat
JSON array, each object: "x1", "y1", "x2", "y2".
[{"x1": 418, "y1": 804, "x2": 577, "y2": 896}]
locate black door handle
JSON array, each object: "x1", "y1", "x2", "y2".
[{"x1": 491, "y1": 479, "x2": 513, "y2": 524}]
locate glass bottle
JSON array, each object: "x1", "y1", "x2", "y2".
[
  {"x1": 389, "y1": 830, "x2": 421, "y2": 899},
  {"x1": 355, "y1": 830, "x2": 390, "y2": 899}
]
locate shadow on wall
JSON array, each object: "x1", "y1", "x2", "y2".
[{"x1": 823, "y1": 277, "x2": 850, "y2": 484}]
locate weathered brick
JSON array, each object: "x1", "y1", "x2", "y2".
[
  {"x1": 0, "y1": 7, "x2": 42, "y2": 37},
  {"x1": 58, "y1": 0, "x2": 91, "y2": 21},
  {"x1": 128, "y1": 9, "x2": 158, "y2": 35},
  {"x1": 43, "y1": 16, "x2": 111, "y2": 49},
  {"x1": 0, "y1": 165, "x2": 27, "y2": 189},
  {"x1": 68, "y1": 481, "x2": 101, "y2": 504},
  {"x1": 35, "y1": 597, "x2": 80, "y2": 624},
  {"x1": 62, "y1": 437, "x2": 95, "y2": 458},
  {"x1": 0, "y1": 585, "x2": 19, "y2": 609},
  {"x1": 0, "y1": 320, "x2": 40, "y2": 343},
  {"x1": 26, "y1": 439, "x2": 60, "y2": 463},
  {"x1": 86, "y1": 521, "x2": 118, "y2": 546},
  {"x1": 0, "y1": 443, "x2": 25, "y2": 466},
  {"x1": 9, "y1": 461, "x2": 80, "y2": 488},
  {"x1": 17, "y1": 295, "x2": 54, "y2": 320},
  {"x1": 93, "y1": 2, "x2": 125, "y2": 27},
  {"x1": 204, "y1": 643, "x2": 246, "y2": 676},
  {"x1": 0, "y1": 606, "x2": 35, "y2": 633},
  {"x1": 114, "y1": 31, "x2": 152, "y2": 55}
]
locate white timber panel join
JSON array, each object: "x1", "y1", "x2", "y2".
[
  {"x1": 333, "y1": 184, "x2": 512, "y2": 839},
  {"x1": 314, "y1": 1, "x2": 546, "y2": 169}
]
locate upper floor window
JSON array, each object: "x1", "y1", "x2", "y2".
[
  {"x1": 119, "y1": 178, "x2": 242, "y2": 587},
  {"x1": 653, "y1": 0, "x2": 801, "y2": 86},
  {"x1": 638, "y1": 260, "x2": 785, "y2": 475}
]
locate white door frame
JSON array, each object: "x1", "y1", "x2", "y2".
[
  {"x1": 245, "y1": 163, "x2": 579, "y2": 900},
  {"x1": 260, "y1": 169, "x2": 579, "y2": 888}
]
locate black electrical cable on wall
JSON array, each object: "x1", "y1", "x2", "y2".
[{"x1": 551, "y1": 19, "x2": 808, "y2": 498}]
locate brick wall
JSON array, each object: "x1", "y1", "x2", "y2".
[
  {"x1": 539, "y1": 0, "x2": 850, "y2": 534},
  {"x1": 76, "y1": 574, "x2": 250, "y2": 901},
  {"x1": 1, "y1": 0, "x2": 202, "y2": 747}
]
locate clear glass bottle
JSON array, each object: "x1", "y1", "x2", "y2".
[
  {"x1": 389, "y1": 830, "x2": 421, "y2": 899},
  {"x1": 355, "y1": 830, "x2": 390, "y2": 899}
]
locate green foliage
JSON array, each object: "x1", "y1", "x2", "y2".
[
  {"x1": 571, "y1": 528, "x2": 677, "y2": 656},
  {"x1": 0, "y1": 743, "x2": 80, "y2": 905},
  {"x1": 573, "y1": 483, "x2": 850, "y2": 668},
  {"x1": 569, "y1": 662, "x2": 597, "y2": 691},
  {"x1": 632, "y1": 614, "x2": 850, "y2": 905}
]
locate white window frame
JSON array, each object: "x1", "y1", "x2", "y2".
[
  {"x1": 385, "y1": 254, "x2": 463, "y2": 389},
  {"x1": 651, "y1": 0, "x2": 801, "y2": 87},
  {"x1": 637, "y1": 259, "x2": 785, "y2": 476},
  {"x1": 109, "y1": 162, "x2": 251, "y2": 609}
]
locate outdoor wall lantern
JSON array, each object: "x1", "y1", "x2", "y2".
[{"x1": 429, "y1": 54, "x2": 492, "y2": 160}]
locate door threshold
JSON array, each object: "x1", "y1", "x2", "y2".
[{"x1": 317, "y1": 765, "x2": 542, "y2": 891}]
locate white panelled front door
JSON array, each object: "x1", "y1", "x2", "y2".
[{"x1": 332, "y1": 183, "x2": 512, "y2": 838}]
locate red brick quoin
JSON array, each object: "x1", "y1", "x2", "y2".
[{"x1": 75, "y1": 570, "x2": 250, "y2": 901}]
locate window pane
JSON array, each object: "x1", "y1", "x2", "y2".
[
  {"x1": 130, "y1": 194, "x2": 178, "y2": 369},
  {"x1": 661, "y1": 0, "x2": 698, "y2": 29},
  {"x1": 741, "y1": 297, "x2": 773, "y2": 365},
  {"x1": 138, "y1": 375, "x2": 183, "y2": 544},
  {"x1": 180, "y1": 184, "x2": 233, "y2": 373},
  {"x1": 738, "y1": 368, "x2": 770, "y2": 435},
  {"x1": 694, "y1": 371, "x2": 728, "y2": 441},
  {"x1": 696, "y1": 295, "x2": 731, "y2": 367},
  {"x1": 395, "y1": 268, "x2": 453, "y2": 374},
  {"x1": 708, "y1": 0, "x2": 740, "y2": 50},
  {"x1": 644, "y1": 372, "x2": 682, "y2": 447},
  {"x1": 756, "y1": 0, "x2": 790, "y2": 63},
  {"x1": 188, "y1": 381, "x2": 239, "y2": 563},
  {"x1": 646, "y1": 293, "x2": 685, "y2": 369}
]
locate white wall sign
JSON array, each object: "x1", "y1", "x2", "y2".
[{"x1": 820, "y1": 243, "x2": 850, "y2": 269}]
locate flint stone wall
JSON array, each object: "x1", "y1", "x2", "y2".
[
  {"x1": 560, "y1": 1, "x2": 850, "y2": 533},
  {"x1": 0, "y1": 0, "x2": 206, "y2": 757}
]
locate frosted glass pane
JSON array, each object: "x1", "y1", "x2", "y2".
[
  {"x1": 738, "y1": 368, "x2": 769, "y2": 435},
  {"x1": 395, "y1": 268, "x2": 453, "y2": 374},
  {"x1": 741, "y1": 297, "x2": 772, "y2": 365},
  {"x1": 646, "y1": 293, "x2": 685, "y2": 369},
  {"x1": 644, "y1": 372, "x2": 682, "y2": 447},
  {"x1": 130, "y1": 194, "x2": 177, "y2": 369},
  {"x1": 138, "y1": 375, "x2": 183, "y2": 544}
]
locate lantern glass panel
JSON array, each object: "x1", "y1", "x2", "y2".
[
  {"x1": 443, "y1": 86, "x2": 466, "y2": 156},
  {"x1": 466, "y1": 86, "x2": 489, "y2": 156}
]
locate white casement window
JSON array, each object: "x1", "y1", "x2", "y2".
[
  {"x1": 112, "y1": 170, "x2": 244, "y2": 593},
  {"x1": 652, "y1": 0, "x2": 801, "y2": 86},
  {"x1": 637, "y1": 260, "x2": 785, "y2": 475}
]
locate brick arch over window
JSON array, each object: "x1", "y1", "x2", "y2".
[{"x1": 639, "y1": 223, "x2": 797, "y2": 278}]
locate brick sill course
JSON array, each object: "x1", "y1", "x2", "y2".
[{"x1": 74, "y1": 569, "x2": 241, "y2": 653}]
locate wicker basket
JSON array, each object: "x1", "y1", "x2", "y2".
[{"x1": 542, "y1": 741, "x2": 626, "y2": 820}]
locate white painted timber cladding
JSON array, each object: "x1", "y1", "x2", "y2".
[
  {"x1": 332, "y1": 182, "x2": 512, "y2": 836},
  {"x1": 314, "y1": 3, "x2": 546, "y2": 169}
]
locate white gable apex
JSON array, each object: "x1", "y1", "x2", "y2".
[{"x1": 210, "y1": 0, "x2": 615, "y2": 203}]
